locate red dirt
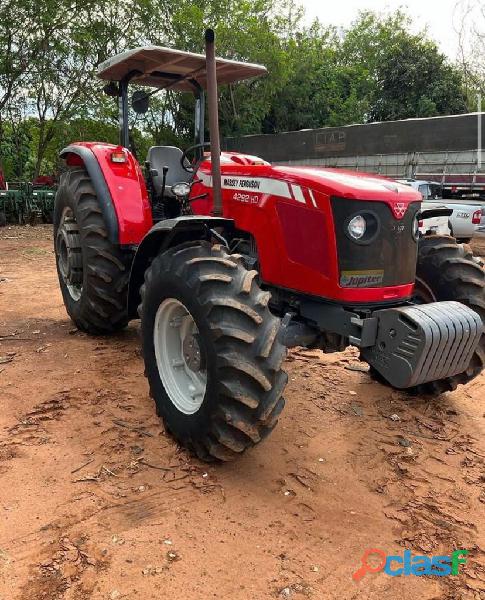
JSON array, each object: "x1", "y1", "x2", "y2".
[
  {"x1": 0, "y1": 225, "x2": 484, "y2": 600},
  {"x1": 471, "y1": 234, "x2": 485, "y2": 259}
]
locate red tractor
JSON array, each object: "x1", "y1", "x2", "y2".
[{"x1": 54, "y1": 30, "x2": 484, "y2": 462}]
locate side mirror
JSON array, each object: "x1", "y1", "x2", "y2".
[
  {"x1": 132, "y1": 90, "x2": 150, "y2": 114},
  {"x1": 103, "y1": 81, "x2": 119, "y2": 97}
]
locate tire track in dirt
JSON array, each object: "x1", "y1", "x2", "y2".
[
  {"x1": 0, "y1": 394, "x2": 70, "y2": 480},
  {"x1": 287, "y1": 348, "x2": 484, "y2": 599},
  {"x1": 0, "y1": 381, "x2": 220, "y2": 600},
  {"x1": 350, "y1": 382, "x2": 485, "y2": 598}
]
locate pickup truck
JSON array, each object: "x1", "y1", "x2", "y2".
[
  {"x1": 446, "y1": 201, "x2": 483, "y2": 242},
  {"x1": 476, "y1": 207, "x2": 485, "y2": 233},
  {"x1": 396, "y1": 179, "x2": 482, "y2": 242},
  {"x1": 419, "y1": 202, "x2": 451, "y2": 236}
]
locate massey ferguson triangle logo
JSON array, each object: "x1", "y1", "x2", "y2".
[{"x1": 392, "y1": 202, "x2": 407, "y2": 219}]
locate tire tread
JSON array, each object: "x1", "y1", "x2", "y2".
[
  {"x1": 140, "y1": 241, "x2": 287, "y2": 461},
  {"x1": 411, "y1": 236, "x2": 484, "y2": 394},
  {"x1": 54, "y1": 167, "x2": 132, "y2": 334}
]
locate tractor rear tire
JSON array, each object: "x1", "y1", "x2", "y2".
[
  {"x1": 410, "y1": 235, "x2": 485, "y2": 394},
  {"x1": 0, "y1": 211, "x2": 6, "y2": 227},
  {"x1": 54, "y1": 167, "x2": 133, "y2": 334},
  {"x1": 139, "y1": 241, "x2": 288, "y2": 462}
]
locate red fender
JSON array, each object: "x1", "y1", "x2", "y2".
[{"x1": 60, "y1": 142, "x2": 152, "y2": 245}]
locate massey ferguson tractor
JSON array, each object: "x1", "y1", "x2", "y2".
[{"x1": 54, "y1": 30, "x2": 484, "y2": 462}]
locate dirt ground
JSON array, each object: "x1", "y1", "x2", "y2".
[
  {"x1": 0, "y1": 225, "x2": 484, "y2": 600},
  {"x1": 471, "y1": 234, "x2": 485, "y2": 259}
]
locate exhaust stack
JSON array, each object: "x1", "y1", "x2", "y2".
[{"x1": 205, "y1": 29, "x2": 223, "y2": 217}]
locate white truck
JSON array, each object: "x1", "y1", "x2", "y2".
[
  {"x1": 396, "y1": 179, "x2": 482, "y2": 242},
  {"x1": 419, "y1": 201, "x2": 451, "y2": 236}
]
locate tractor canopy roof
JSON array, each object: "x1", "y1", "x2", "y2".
[{"x1": 97, "y1": 46, "x2": 267, "y2": 92}]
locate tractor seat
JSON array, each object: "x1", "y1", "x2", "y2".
[{"x1": 146, "y1": 146, "x2": 191, "y2": 198}]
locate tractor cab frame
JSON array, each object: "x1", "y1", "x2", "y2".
[
  {"x1": 98, "y1": 37, "x2": 267, "y2": 217},
  {"x1": 98, "y1": 42, "x2": 266, "y2": 149}
]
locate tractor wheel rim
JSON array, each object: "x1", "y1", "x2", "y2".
[
  {"x1": 56, "y1": 208, "x2": 83, "y2": 301},
  {"x1": 154, "y1": 298, "x2": 207, "y2": 415},
  {"x1": 413, "y1": 276, "x2": 437, "y2": 304}
]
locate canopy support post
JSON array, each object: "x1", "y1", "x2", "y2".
[
  {"x1": 119, "y1": 77, "x2": 130, "y2": 149},
  {"x1": 205, "y1": 29, "x2": 222, "y2": 217}
]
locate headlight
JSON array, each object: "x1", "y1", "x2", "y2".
[
  {"x1": 171, "y1": 182, "x2": 191, "y2": 197},
  {"x1": 348, "y1": 215, "x2": 366, "y2": 240},
  {"x1": 344, "y1": 211, "x2": 380, "y2": 244}
]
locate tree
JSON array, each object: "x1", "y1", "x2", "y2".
[
  {"x1": 0, "y1": 114, "x2": 31, "y2": 180},
  {"x1": 455, "y1": 0, "x2": 485, "y2": 105},
  {"x1": 257, "y1": 9, "x2": 467, "y2": 133},
  {"x1": 0, "y1": 0, "x2": 64, "y2": 173},
  {"x1": 25, "y1": 0, "x2": 158, "y2": 177},
  {"x1": 129, "y1": 0, "x2": 290, "y2": 139},
  {"x1": 0, "y1": 1, "x2": 474, "y2": 178},
  {"x1": 0, "y1": 0, "x2": 167, "y2": 176},
  {"x1": 261, "y1": 21, "x2": 371, "y2": 133},
  {"x1": 341, "y1": 10, "x2": 468, "y2": 122}
]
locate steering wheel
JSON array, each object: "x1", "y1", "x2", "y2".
[{"x1": 181, "y1": 142, "x2": 211, "y2": 172}]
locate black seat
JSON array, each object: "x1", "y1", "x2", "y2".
[{"x1": 146, "y1": 146, "x2": 191, "y2": 198}]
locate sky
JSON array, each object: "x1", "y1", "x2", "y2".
[{"x1": 298, "y1": 0, "x2": 472, "y2": 60}]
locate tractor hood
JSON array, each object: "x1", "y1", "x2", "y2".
[
  {"x1": 192, "y1": 151, "x2": 423, "y2": 303},
  {"x1": 271, "y1": 165, "x2": 421, "y2": 203},
  {"x1": 212, "y1": 151, "x2": 422, "y2": 209}
]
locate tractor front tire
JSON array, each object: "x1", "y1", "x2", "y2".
[
  {"x1": 54, "y1": 167, "x2": 132, "y2": 334},
  {"x1": 0, "y1": 211, "x2": 6, "y2": 227},
  {"x1": 411, "y1": 235, "x2": 485, "y2": 394},
  {"x1": 139, "y1": 241, "x2": 288, "y2": 462}
]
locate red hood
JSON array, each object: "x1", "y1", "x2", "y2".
[
  {"x1": 212, "y1": 152, "x2": 422, "y2": 210},
  {"x1": 271, "y1": 165, "x2": 421, "y2": 203}
]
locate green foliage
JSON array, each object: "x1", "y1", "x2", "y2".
[
  {"x1": 0, "y1": 120, "x2": 31, "y2": 180},
  {"x1": 265, "y1": 9, "x2": 467, "y2": 132},
  {"x1": 340, "y1": 10, "x2": 467, "y2": 122},
  {"x1": 0, "y1": 1, "x2": 471, "y2": 180},
  {"x1": 153, "y1": 0, "x2": 290, "y2": 137},
  {"x1": 262, "y1": 22, "x2": 371, "y2": 132}
]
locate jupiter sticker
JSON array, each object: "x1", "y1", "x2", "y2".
[{"x1": 340, "y1": 270, "x2": 384, "y2": 287}]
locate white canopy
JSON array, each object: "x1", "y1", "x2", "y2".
[{"x1": 97, "y1": 46, "x2": 267, "y2": 91}]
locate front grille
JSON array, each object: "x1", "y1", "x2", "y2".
[{"x1": 331, "y1": 197, "x2": 420, "y2": 288}]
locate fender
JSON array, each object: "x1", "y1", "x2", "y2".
[
  {"x1": 60, "y1": 142, "x2": 152, "y2": 246},
  {"x1": 127, "y1": 215, "x2": 234, "y2": 318}
]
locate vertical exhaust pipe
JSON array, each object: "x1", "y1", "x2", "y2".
[{"x1": 205, "y1": 28, "x2": 223, "y2": 217}]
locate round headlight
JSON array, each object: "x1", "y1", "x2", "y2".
[
  {"x1": 171, "y1": 182, "x2": 191, "y2": 198},
  {"x1": 348, "y1": 215, "x2": 366, "y2": 240}
]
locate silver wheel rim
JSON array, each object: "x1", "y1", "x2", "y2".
[
  {"x1": 154, "y1": 298, "x2": 207, "y2": 415},
  {"x1": 56, "y1": 208, "x2": 83, "y2": 301}
]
